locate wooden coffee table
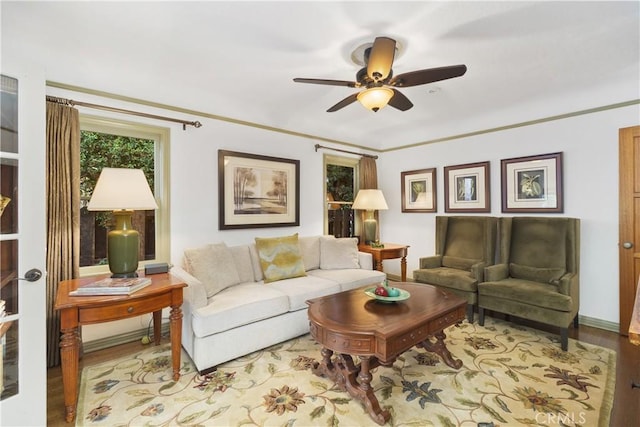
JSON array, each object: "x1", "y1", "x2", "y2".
[{"x1": 306, "y1": 282, "x2": 466, "y2": 425}]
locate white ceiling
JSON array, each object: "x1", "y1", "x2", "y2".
[{"x1": 2, "y1": 1, "x2": 639, "y2": 151}]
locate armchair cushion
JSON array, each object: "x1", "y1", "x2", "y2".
[
  {"x1": 413, "y1": 267, "x2": 477, "y2": 292},
  {"x1": 442, "y1": 255, "x2": 482, "y2": 271},
  {"x1": 419, "y1": 255, "x2": 442, "y2": 269},
  {"x1": 479, "y1": 278, "x2": 573, "y2": 312},
  {"x1": 509, "y1": 263, "x2": 565, "y2": 286}
]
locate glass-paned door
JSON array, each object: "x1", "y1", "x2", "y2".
[{"x1": 0, "y1": 69, "x2": 47, "y2": 425}]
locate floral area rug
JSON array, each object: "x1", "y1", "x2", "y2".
[{"x1": 76, "y1": 317, "x2": 615, "y2": 427}]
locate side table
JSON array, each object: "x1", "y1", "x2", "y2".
[
  {"x1": 358, "y1": 243, "x2": 409, "y2": 282},
  {"x1": 54, "y1": 272, "x2": 186, "y2": 423}
]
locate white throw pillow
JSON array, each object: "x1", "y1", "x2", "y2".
[
  {"x1": 299, "y1": 236, "x2": 320, "y2": 271},
  {"x1": 320, "y1": 236, "x2": 360, "y2": 269},
  {"x1": 184, "y1": 243, "x2": 241, "y2": 297}
]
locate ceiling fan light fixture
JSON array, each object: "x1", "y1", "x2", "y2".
[{"x1": 357, "y1": 87, "x2": 394, "y2": 112}]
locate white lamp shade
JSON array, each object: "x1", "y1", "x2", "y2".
[
  {"x1": 352, "y1": 189, "x2": 388, "y2": 210},
  {"x1": 87, "y1": 167, "x2": 158, "y2": 211},
  {"x1": 357, "y1": 87, "x2": 394, "y2": 112}
]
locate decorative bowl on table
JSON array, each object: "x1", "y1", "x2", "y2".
[{"x1": 364, "y1": 287, "x2": 411, "y2": 303}]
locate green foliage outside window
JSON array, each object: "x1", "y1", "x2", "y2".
[{"x1": 326, "y1": 164, "x2": 354, "y2": 208}]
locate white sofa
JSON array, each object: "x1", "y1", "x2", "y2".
[{"x1": 171, "y1": 235, "x2": 386, "y2": 373}]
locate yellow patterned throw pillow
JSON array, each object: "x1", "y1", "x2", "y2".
[{"x1": 255, "y1": 233, "x2": 307, "y2": 283}]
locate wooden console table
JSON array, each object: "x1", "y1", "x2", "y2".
[
  {"x1": 54, "y1": 272, "x2": 186, "y2": 422},
  {"x1": 358, "y1": 243, "x2": 409, "y2": 282}
]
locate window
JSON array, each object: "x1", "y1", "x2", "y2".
[
  {"x1": 79, "y1": 115, "x2": 169, "y2": 276},
  {"x1": 324, "y1": 155, "x2": 358, "y2": 237}
]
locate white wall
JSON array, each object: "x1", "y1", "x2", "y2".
[
  {"x1": 35, "y1": 82, "x2": 640, "y2": 342},
  {"x1": 377, "y1": 104, "x2": 639, "y2": 325}
]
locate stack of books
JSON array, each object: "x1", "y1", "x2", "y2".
[{"x1": 69, "y1": 277, "x2": 152, "y2": 296}]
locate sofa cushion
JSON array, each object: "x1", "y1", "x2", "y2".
[
  {"x1": 268, "y1": 275, "x2": 341, "y2": 311},
  {"x1": 229, "y1": 245, "x2": 255, "y2": 283},
  {"x1": 255, "y1": 233, "x2": 306, "y2": 283},
  {"x1": 509, "y1": 263, "x2": 565, "y2": 285},
  {"x1": 191, "y1": 283, "x2": 290, "y2": 337},
  {"x1": 320, "y1": 236, "x2": 360, "y2": 269},
  {"x1": 184, "y1": 243, "x2": 241, "y2": 298},
  {"x1": 299, "y1": 236, "x2": 320, "y2": 271},
  {"x1": 308, "y1": 268, "x2": 385, "y2": 292}
]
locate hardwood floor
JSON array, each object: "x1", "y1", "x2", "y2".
[{"x1": 47, "y1": 322, "x2": 640, "y2": 426}]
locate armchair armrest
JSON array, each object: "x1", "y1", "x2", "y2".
[
  {"x1": 484, "y1": 264, "x2": 509, "y2": 282},
  {"x1": 170, "y1": 266, "x2": 208, "y2": 310},
  {"x1": 556, "y1": 272, "x2": 579, "y2": 297},
  {"x1": 470, "y1": 262, "x2": 488, "y2": 281},
  {"x1": 358, "y1": 251, "x2": 374, "y2": 270},
  {"x1": 419, "y1": 255, "x2": 443, "y2": 269}
]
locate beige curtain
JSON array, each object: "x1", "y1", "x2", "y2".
[
  {"x1": 46, "y1": 101, "x2": 80, "y2": 367},
  {"x1": 356, "y1": 156, "x2": 380, "y2": 241}
]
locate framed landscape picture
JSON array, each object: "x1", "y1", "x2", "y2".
[
  {"x1": 218, "y1": 150, "x2": 300, "y2": 229},
  {"x1": 444, "y1": 161, "x2": 491, "y2": 213},
  {"x1": 501, "y1": 152, "x2": 563, "y2": 213},
  {"x1": 401, "y1": 168, "x2": 436, "y2": 212}
]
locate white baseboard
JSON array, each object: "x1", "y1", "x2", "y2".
[{"x1": 83, "y1": 323, "x2": 170, "y2": 353}]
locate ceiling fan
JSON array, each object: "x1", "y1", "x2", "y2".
[{"x1": 293, "y1": 36, "x2": 467, "y2": 112}]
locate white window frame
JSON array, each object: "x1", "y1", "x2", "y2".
[{"x1": 79, "y1": 115, "x2": 170, "y2": 277}]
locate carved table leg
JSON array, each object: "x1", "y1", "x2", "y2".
[
  {"x1": 169, "y1": 304, "x2": 183, "y2": 381},
  {"x1": 311, "y1": 350, "x2": 389, "y2": 426},
  {"x1": 59, "y1": 326, "x2": 81, "y2": 423},
  {"x1": 419, "y1": 330, "x2": 463, "y2": 369}
]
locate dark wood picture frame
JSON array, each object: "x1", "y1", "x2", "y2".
[
  {"x1": 501, "y1": 152, "x2": 563, "y2": 213},
  {"x1": 218, "y1": 150, "x2": 300, "y2": 229},
  {"x1": 444, "y1": 161, "x2": 491, "y2": 213},
  {"x1": 401, "y1": 168, "x2": 437, "y2": 213}
]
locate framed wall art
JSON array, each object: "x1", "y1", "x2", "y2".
[
  {"x1": 218, "y1": 150, "x2": 300, "y2": 229},
  {"x1": 401, "y1": 168, "x2": 436, "y2": 213},
  {"x1": 444, "y1": 161, "x2": 490, "y2": 213},
  {"x1": 501, "y1": 152, "x2": 563, "y2": 213}
]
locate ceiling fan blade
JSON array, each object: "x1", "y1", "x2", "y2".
[
  {"x1": 327, "y1": 93, "x2": 358, "y2": 112},
  {"x1": 293, "y1": 78, "x2": 358, "y2": 88},
  {"x1": 387, "y1": 89, "x2": 413, "y2": 111},
  {"x1": 367, "y1": 37, "x2": 396, "y2": 81},
  {"x1": 390, "y1": 64, "x2": 467, "y2": 87}
]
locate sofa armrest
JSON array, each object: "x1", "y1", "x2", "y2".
[
  {"x1": 470, "y1": 261, "x2": 488, "y2": 281},
  {"x1": 358, "y1": 251, "x2": 374, "y2": 270},
  {"x1": 170, "y1": 266, "x2": 208, "y2": 310},
  {"x1": 484, "y1": 264, "x2": 509, "y2": 282},
  {"x1": 419, "y1": 255, "x2": 442, "y2": 269}
]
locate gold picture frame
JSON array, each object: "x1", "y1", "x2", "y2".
[{"x1": 218, "y1": 150, "x2": 300, "y2": 229}]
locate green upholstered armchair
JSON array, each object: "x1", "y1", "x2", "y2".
[
  {"x1": 478, "y1": 217, "x2": 580, "y2": 351},
  {"x1": 413, "y1": 216, "x2": 498, "y2": 322}
]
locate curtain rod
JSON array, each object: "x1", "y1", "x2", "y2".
[
  {"x1": 314, "y1": 144, "x2": 378, "y2": 159},
  {"x1": 46, "y1": 96, "x2": 202, "y2": 130}
]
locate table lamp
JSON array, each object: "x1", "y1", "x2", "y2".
[
  {"x1": 352, "y1": 189, "x2": 388, "y2": 245},
  {"x1": 87, "y1": 168, "x2": 158, "y2": 278}
]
